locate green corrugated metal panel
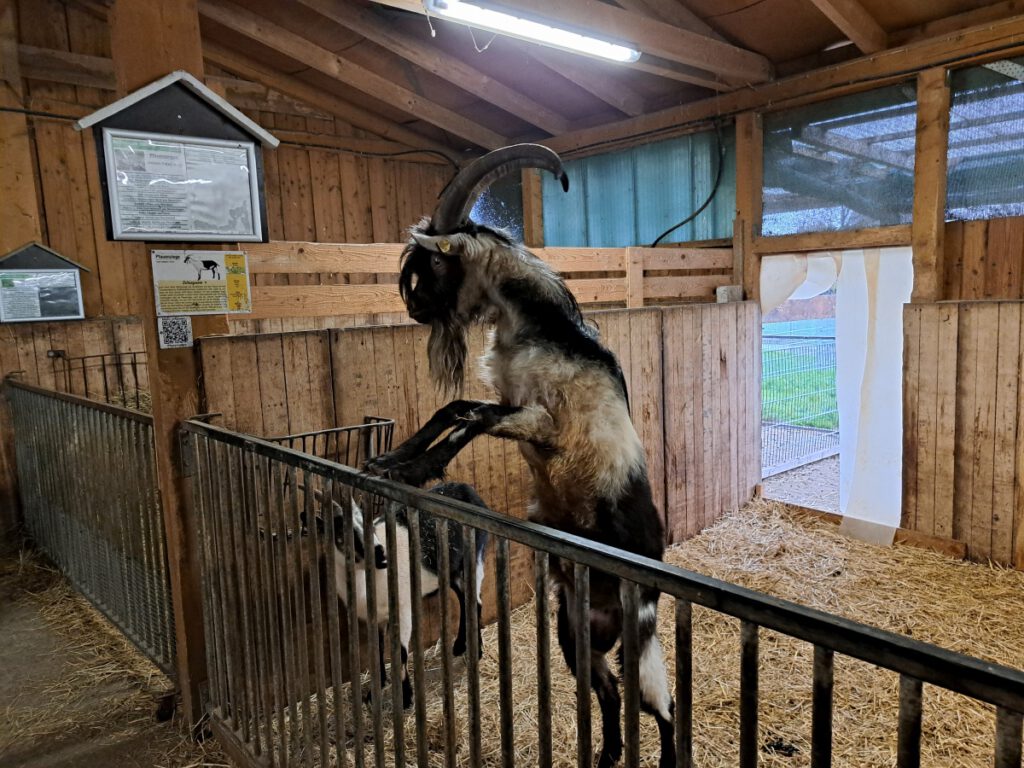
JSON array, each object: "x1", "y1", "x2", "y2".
[{"x1": 543, "y1": 127, "x2": 736, "y2": 247}]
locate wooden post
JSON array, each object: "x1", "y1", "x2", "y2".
[
  {"x1": 0, "y1": 0, "x2": 40, "y2": 540},
  {"x1": 109, "y1": 0, "x2": 227, "y2": 727},
  {"x1": 734, "y1": 111, "x2": 763, "y2": 302},
  {"x1": 625, "y1": 246, "x2": 644, "y2": 308},
  {"x1": 911, "y1": 67, "x2": 951, "y2": 303},
  {"x1": 522, "y1": 168, "x2": 545, "y2": 248}
]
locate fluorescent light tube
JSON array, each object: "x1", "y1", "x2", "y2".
[{"x1": 426, "y1": 0, "x2": 641, "y2": 63}]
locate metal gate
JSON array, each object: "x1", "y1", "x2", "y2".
[
  {"x1": 8, "y1": 379, "x2": 176, "y2": 678},
  {"x1": 184, "y1": 418, "x2": 1024, "y2": 768}
]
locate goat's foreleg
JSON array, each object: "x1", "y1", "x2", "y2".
[
  {"x1": 364, "y1": 399, "x2": 487, "y2": 473},
  {"x1": 367, "y1": 404, "x2": 554, "y2": 487}
]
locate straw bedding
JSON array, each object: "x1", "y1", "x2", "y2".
[
  {"x1": 355, "y1": 499, "x2": 1024, "y2": 768},
  {"x1": 0, "y1": 550, "x2": 227, "y2": 767}
]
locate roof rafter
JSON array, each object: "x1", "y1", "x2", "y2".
[
  {"x1": 613, "y1": 0, "x2": 726, "y2": 42},
  {"x1": 374, "y1": 0, "x2": 772, "y2": 83},
  {"x1": 529, "y1": 48, "x2": 646, "y2": 116},
  {"x1": 296, "y1": 0, "x2": 571, "y2": 136},
  {"x1": 202, "y1": 42, "x2": 459, "y2": 156},
  {"x1": 806, "y1": 0, "x2": 887, "y2": 54},
  {"x1": 199, "y1": 0, "x2": 507, "y2": 148}
]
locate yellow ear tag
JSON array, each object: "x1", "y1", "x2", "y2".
[{"x1": 438, "y1": 238, "x2": 451, "y2": 253}]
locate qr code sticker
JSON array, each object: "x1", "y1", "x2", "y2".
[{"x1": 158, "y1": 316, "x2": 193, "y2": 349}]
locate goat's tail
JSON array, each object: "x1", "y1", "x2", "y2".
[{"x1": 633, "y1": 585, "x2": 675, "y2": 765}]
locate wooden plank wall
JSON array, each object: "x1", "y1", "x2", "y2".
[
  {"x1": 198, "y1": 303, "x2": 761, "y2": 565},
  {"x1": 904, "y1": 300, "x2": 1024, "y2": 567},
  {"x1": 943, "y1": 217, "x2": 1024, "y2": 300}
]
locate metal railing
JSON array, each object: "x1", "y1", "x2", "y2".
[
  {"x1": 8, "y1": 379, "x2": 176, "y2": 678},
  {"x1": 267, "y1": 418, "x2": 394, "y2": 468},
  {"x1": 183, "y1": 418, "x2": 1024, "y2": 768},
  {"x1": 762, "y1": 335, "x2": 839, "y2": 476},
  {"x1": 48, "y1": 349, "x2": 150, "y2": 410}
]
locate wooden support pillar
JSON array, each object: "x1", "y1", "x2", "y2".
[
  {"x1": 109, "y1": 0, "x2": 226, "y2": 727},
  {"x1": 522, "y1": 168, "x2": 545, "y2": 248},
  {"x1": 911, "y1": 67, "x2": 951, "y2": 303},
  {"x1": 734, "y1": 111, "x2": 764, "y2": 302}
]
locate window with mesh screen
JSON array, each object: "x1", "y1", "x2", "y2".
[
  {"x1": 762, "y1": 84, "x2": 918, "y2": 236},
  {"x1": 542, "y1": 127, "x2": 736, "y2": 247},
  {"x1": 470, "y1": 173, "x2": 524, "y2": 241},
  {"x1": 947, "y1": 59, "x2": 1024, "y2": 220}
]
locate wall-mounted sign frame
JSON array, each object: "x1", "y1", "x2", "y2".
[
  {"x1": 152, "y1": 249, "x2": 251, "y2": 316},
  {"x1": 74, "y1": 71, "x2": 279, "y2": 244},
  {"x1": 0, "y1": 269, "x2": 85, "y2": 322},
  {"x1": 103, "y1": 129, "x2": 263, "y2": 242}
]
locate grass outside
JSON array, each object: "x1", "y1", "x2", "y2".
[{"x1": 762, "y1": 345, "x2": 838, "y2": 430}]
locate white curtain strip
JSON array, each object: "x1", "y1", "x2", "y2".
[{"x1": 760, "y1": 248, "x2": 913, "y2": 544}]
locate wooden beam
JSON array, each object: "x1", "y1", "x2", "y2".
[
  {"x1": 614, "y1": 0, "x2": 726, "y2": 42},
  {"x1": 493, "y1": 0, "x2": 771, "y2": 82},
  {"x1": 18, "y1": 44, "x2": 114, "y2": 89},
  {"x1": 374, "y1": 0, "x2": 772, "y2": 83},
  {"x1": 199, "y1": 0, "x2": 506, "y2": 148},
  {"x1": 801, "y1": 124, "x2": 914, "y2": 171},
  {"x1": 522, "y1": 168, "x2": 544, "y2": 247},
  {"x1": 806, "y1": 0, "x2": 887, "y2": 54},
  {"x1": 203, "y1": 42, "x2": 458, "y2": 157},
  {"x1": 628, "y1": 53, "x2": 732, "y2": 91},
  {"x1": 754, "y1": 224, "x2": 911, "y2": 255},
  {"x1": 911, "y1": 67, "x2": 951, "y2": 302},
  {"x1": 544, "y1": 13, "x2": 1024, "y2": 157},
  {"x1": 297, "y1": 0, "x2": 571, "y2": 136},
  {"x1": 108, "y1": 0, "x2": 214, "y2": 729},
  {"x1": 0, "y1": 0, "x2": 23, "y2": 100},
  {"x1": 734, "y1": 112, "x2": 763, "y2": 300},
  {"x1": 530, "y1": 48, "x2": 646, "y2": 116}
]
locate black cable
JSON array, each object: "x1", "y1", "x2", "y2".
[
  {"x1": 0, "y1": 105, "x2": 80, "y2": 121},
  {"x1": 650, "y1": 121, "x2": 726, "y2": 247}
]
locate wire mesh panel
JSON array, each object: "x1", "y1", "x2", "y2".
[
  {"x1": 185, "y1": 419, "x2": 1024, "y2": 768},
  {"x1": 762, "y1": 332, "x2": 839, "y2": 477},
  {"x1": 7, "y1": 379, "x2": 175, "y2": 677},
  {"x1": 49, "y1": 350, "x2": 150, "y2": 410},
  {"x1": 267, "y1": 417, "x2": 394, "y2": 467}
]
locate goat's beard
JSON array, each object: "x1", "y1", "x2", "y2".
[{"x1": 427, "y1": 318, "x2": 468, "y2": 397}]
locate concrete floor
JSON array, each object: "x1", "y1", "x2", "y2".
[
  {"x1": 0, "y1": 549, "x2": 225, "y2": 768},
  {"x1": 762, "y1": 455, "x2": 840, "y2": 513}
]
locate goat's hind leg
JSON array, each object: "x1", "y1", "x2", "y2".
[
  {"x1": 633, "y1": 587, "x2": 675, "y2": 768},
  {"x1": 556, "y1": 586, "x2": 623, "y2": 768}
]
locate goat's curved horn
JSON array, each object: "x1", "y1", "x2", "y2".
[{"x1": 432, "y1": 143, "x2": 569, "y2": 234}]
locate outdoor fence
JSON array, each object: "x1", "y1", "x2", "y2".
[
  {"x1": 761, "y1": 334, "x2": 839, "y2": 477},
  {"x1": 7, "y1": 379, "x2": 175, "y2": 677},
  {"x1": 184, "y1": 418, "x2": 1024, "y2": 768}
]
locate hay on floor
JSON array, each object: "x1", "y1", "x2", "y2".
[{"x1": 341, "y1": 498, "x2": 1024, "y2": 767}]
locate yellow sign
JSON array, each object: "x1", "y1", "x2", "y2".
[{"x1": 151, "y1": 250, "x2": 252, "y2": 316}]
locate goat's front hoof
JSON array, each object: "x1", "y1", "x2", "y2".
[{"x1": 452, "y1": 639, "x2": 466, "y2": 658}]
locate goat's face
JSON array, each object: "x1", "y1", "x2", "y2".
[{"x1": 398, "y1": 229, "x2": 468, "y2": 326}]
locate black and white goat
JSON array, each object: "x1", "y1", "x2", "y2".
[
  {"x1": 183, "y1": 255, "x2": 221, "y2": 280},
  {"x1": 313, "y1": 483, "x2": 489, "y2": 709},
  {"x1": 364, "y1": 145, "x2": 675, "y2": 768}
]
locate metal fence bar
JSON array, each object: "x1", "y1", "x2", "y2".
[
  {"x1": 384, "y1": 503, "x2": 406, "y2": 768},
  {"x1": 464, "y1": 525, "x2": 482, "y2": 768},
  {"x1": 407, "y1": 508, "x2": 430, "y2": 768},
  {"x1": 812, "y1": 646, "x2": 834, "y2": 768},
  {"x1": 6, "y1": 380, "x2": 175, "y2": 679},
  {"x1": 897, "y1": 676, "x2": 923, "y2": 768},
  {"x1": 621, "y1": 580, "x2": 641, "y2": 768},
  {"x1": 184, "y1": 419, "x2": 1024, "y2": 768}
]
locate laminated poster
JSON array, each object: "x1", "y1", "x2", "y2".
[
  {"x1": 104, "y1": 129, "x2": 262, "y2": 241},
  {"x1": 151, "y1": 250, "x2": 251, "y2": 316},
  {"x1": 0, "y1": 270, "x2": 84, "y2": 322}
]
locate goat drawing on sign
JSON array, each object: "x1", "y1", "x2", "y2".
[
  {"x1": 364, "y1": 145, "x2": 676, "y2": 768},
  {"x1": 183, "y1": 255, "x2": 221, "y2": 281}
]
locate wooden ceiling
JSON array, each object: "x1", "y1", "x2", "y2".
[
  {"x1": 192, "y1": 0, "x2": 1022, "y2": 156},
  {"x1": 15, "y1": 0, "x2": 1024, "y2": 159}
]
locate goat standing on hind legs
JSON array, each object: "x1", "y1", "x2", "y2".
[{"x1": 364, "y1": 144, "x2": 676, "y2": 768}]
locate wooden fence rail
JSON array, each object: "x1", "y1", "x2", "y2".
[{"x1": 241, "y1": 242, "x2": 735, "y2": 322}]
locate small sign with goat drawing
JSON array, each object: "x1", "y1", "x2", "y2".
[{"x1": 151, "y1": 249, "x2": 251, "y2": 316}]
